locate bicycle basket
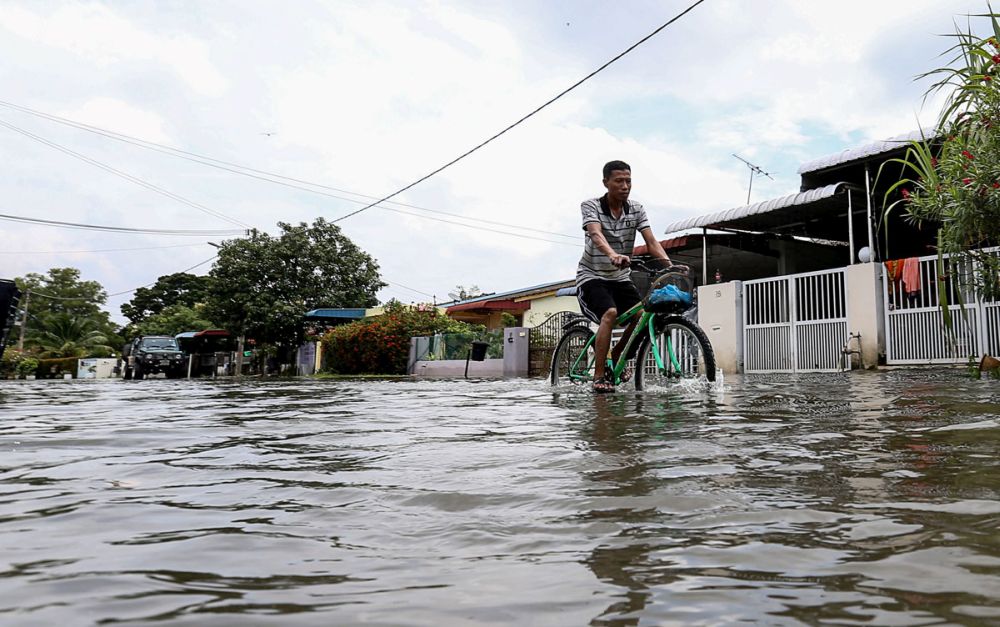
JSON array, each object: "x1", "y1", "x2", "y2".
[{"x1": 643, "y1": 271, "x2": 694, "y2": 313}]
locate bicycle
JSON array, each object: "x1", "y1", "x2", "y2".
[{"x1": 549, "y1": 259, "x2": 716, "y2": 390}]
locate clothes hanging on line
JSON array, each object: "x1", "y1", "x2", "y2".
[
  {"x1": 901, "y1": 257, "x2": 922, "y2": 295},
  {"x1": 885, "y1": 257, "x2": 922, "y2": 304}
]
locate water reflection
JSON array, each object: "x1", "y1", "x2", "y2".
[{"x1": 0, "y1": 372, "x2": 997, "y2": 624}]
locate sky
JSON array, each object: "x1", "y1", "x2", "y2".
[{"x1": 0, "y1": 0, "x2": 990, "y2": 322}]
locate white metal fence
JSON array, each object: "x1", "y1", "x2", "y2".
[
  {"x1": 743, "y1": 268, "x2": 848, "y2": 373},
  {"x1": 883, "y1": 249, "x2": 1000, "y2": 364}
]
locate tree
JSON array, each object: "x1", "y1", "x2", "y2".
[
  {"x1": 14, "y1": 268, "x2": 122, "y2": 353},
  {"x1": 886, "y1": 12, "x2": 1000, "y2": 307},
  {"x1": 204, "y1": 218, "x2": 385, "y2": 348},
  {"x1": 452, "y1": 285, "x2": 483, "y2": 300},
  {"x1": 121, "y1": 273, "x2": 210, "y2": 324},
  {"x1": 137, "y1": 304, "x2": 214, "y2": 337},
  {"x1": 27, "y1": 313, "x2": 112, "y2": 358}
]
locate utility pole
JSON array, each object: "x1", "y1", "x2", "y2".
[
  {"x1": 235, "y1": 334, "x2": 245, "y2": 378},
  {"x1": 16, "y1": 290, "x2": 29, "y2": 351},
  {"x1": 732, "y1": 154, "x2": 774, "y2": 205}
]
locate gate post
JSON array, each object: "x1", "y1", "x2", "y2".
[
  {"x1": 788, "y1": 276, "x2": 797, "y2": 372},
  {"x1": 697, "y1": 280, "x2": 743, "y2": 374},
  {"x1": 846, "y1": 262, "x2": 885, "y2": 368}
]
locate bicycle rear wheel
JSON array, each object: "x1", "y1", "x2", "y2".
[
  {"x1": 634, "y1": 316, "x2": 716, "y2": 390},
  {"x1": 550, "y1": 326, "x2": 596, "y2": 386}
]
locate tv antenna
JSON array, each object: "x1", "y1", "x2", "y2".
[{"x1": 732, "y1": 154, "x2": 774, "y2": 205}]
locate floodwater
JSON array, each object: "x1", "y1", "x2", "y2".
[{"x1": 0, "y1": 371, "x2": 998, "y2": 626}]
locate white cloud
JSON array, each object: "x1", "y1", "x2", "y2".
[
  {"x1": 58, "y1": 98, "x2": 173, "y2": 145},
  {"x1": 0, "y1": 3, "x2": 227, "y2": 97}
]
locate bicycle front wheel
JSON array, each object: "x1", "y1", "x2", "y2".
[
  {"x1": 550, "y1": 326, "x2": 596, "y2": 386},
  {"x1": 634, "y1": 316, "x2": 716, "y2": 390}
]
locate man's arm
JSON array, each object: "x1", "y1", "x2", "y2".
[
  {"x1": 585, "y1": 223, "x2": 630, "y2": 267},
  {"x1": 639, "y1": 227, "x2": 671, "y2": 263}
]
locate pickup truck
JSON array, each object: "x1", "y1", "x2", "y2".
[{"x1": 122, "y1": 335, "x2": 187, "y2": 379}]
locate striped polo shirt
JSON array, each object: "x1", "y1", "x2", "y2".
[{"x1": 576, "y1": 194, "x2": 650, "y2": 286}]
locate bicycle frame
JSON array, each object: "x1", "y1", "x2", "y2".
[{"x1": 566, "y1": 302, "x2": 679, "y2": 384}]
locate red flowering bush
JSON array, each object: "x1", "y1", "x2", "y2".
[
  {"x1": 884, "y1": 18, "x2": 1000, "y2": 301},
  {"x1": 321, "y1": 301, "x2": 483, "y2": 374}
]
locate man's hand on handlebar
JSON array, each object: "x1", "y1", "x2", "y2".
[{"x1": 610, "y1": 253, "x2": 631, "y2": 268}]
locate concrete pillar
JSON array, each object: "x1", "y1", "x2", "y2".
[
  {"x1": 503, "y1": 327, "x2": 529, "y2": 378},
  {"x1": 845, "y1": 262, "x2": 884, "y2": 368},
  {"x1": 697, "y1": 280, "x2": 743, "y2": 374}
]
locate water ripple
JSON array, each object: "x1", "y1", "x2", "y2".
[{"x1": 0, "y1": 370, "x2": 997, "y2": 624}]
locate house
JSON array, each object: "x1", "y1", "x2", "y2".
[
  {"x1": 444, "y1": 279, "x2": 578, "y2": 330},
  {"x1": 665, "y1": 131, "x2": 998, "y2": 374}
]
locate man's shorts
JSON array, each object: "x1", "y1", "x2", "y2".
[{"x1": 577, "y1": 279, "x2": 642, "y2": 324}]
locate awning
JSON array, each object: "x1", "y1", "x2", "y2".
[
  {"x1": 661, "y1": 183, "x2": 857, "y2": 238},
  {"x1": 195, "y1": 329, "x2": 230, "y2": 337},
  {"x1": 304, "y1": 308, "x2": 367, "y2": 320},
  {"x1": 447, "y1": 299, "x2": 531, "y2": 314},
  {"x1": 175, "y1": 329, "x2": 231, "y2": 339}
]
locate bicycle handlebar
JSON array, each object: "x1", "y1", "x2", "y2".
[{"x1": 628, "y1": 258, "x2": 690, "y2": 276}]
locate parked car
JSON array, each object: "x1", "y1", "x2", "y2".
[{"x1": 121, "y1": 336, "x2": 187, "y2": 379}]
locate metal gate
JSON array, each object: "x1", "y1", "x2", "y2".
[
  {"x1": 528, "y1": 311, "x2": 580, "y2": 376},
  {"x1": 884, "y1": 249, "x2": 1000, "y2": 364},
  {"x1": 743, "y1": 268, "x2": 848, "y2": 373}
]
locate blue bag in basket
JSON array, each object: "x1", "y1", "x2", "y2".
[{"x1": 648, "y1": 284, "x2": 692, "y2": 308}]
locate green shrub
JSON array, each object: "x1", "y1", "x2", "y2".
[
  {"x1": 16, "y1": 357, "x2": 39, "y2": 378},
  {"x1": 322, "y1": 302, "x2": 482, "y2": 374},
  {"x1": 1, "y1": 349, "x2": 24, "y2": 377}
]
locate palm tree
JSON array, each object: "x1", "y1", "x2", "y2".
[{"x1": 29, "y1": 314, "x2": 113, "y2": 358}]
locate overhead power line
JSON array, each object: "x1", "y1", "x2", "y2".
[
  {"x1": 385, "y1": 280, "x2": 435, "y2": 299},
  {"x1": 0, "y1": 242, "x2": 210, "y2": 255},
  {"x1": 330, "y1": 0, "x2": 708, "y2": 224},
  {"x1": 0, "y1": 211, "x2": 246, "y2": 236},
  {"x1": 0, "y1": 118, "x2": 253, "y2": 230},
  {"x1": 0, "y1": 100, "x2": 579, "y2": 243},
  {"x1": 105, "y1": 255, "x2": 219, "y2": 299}
]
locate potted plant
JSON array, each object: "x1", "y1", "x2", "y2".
[{"x1": 16, "y1": 357, "x2": 39, "y2": 380}]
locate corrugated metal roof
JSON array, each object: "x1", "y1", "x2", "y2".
[
  {"x1": 797, "y1": 130, "x2": 929, "y2": 174},
  {"x1": 661, "y1": 183, "x2": 848, "y2": 235},
  {"x1": 304, "y1": 308, "x2": 368, "y2": 319},
  {"x1": 447, "y1": 278, "x2": 575, "y2": 307}
]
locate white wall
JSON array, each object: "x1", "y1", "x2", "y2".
[
  {"x1": 524, "y1": 295, "x2": 580, "y2": 327},
  {"x1": 77, "y1": 358, "x2": 118, "y2": 379}
]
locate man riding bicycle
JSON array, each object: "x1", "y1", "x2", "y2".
[{"x1": 577, "y1": 160, "x2": 673, "y2": 393}]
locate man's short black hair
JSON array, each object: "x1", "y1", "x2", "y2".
[{"x1": 603, "y1": 160, "x2": 631, "y2": 179}]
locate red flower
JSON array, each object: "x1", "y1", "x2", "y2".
[
  {"x1": 984, "y1": 76, "x2": 993, "y2": 82},
  {"x1": 901, "y1": 188, "x2": 911, "y2": 200},
  {"x1": 963, "y1": 177, "x2": 973, "y2": 185},
  {"x1": 994, "y1": 182, "x2": 1000, "y2": 189},
  {"x1": 962, "y1": 150, "x2": 975, "y2": 160},
  {"x1": 931, "y1": 157, "x2": 938, "y2": 167},
  {"x1": 993, "y1": 54, "x2": 1000, "y2": 63}
]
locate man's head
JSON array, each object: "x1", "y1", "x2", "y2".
[{"x1": 602, "y1": 160, "x2": 631, "y2": 204}]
